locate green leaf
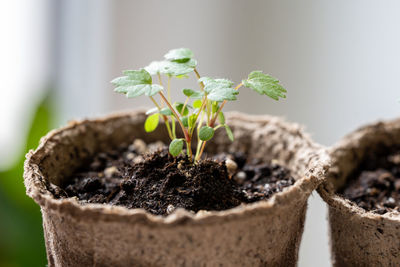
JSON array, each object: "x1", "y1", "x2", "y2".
[
  {"x1": 199, "y1": 126, "x2": 215, "y2": 141},
  {"x1": 145, "y1": 61, "x2": 169, "y2": 76},
  {"x1": 145, "y1": 61, "x2": 197, "y2": 77},
  {"x1": 224, "y1": 125, "x2": 234, "y2": 141},
  {"x1": 188, "y1": 114, "x2": 197, "y2": 129},
  {"x1": 111, "y1": 69, "x2": 163, "y2": 97},
  {"x1": 193, "y1": 99, "x2": 203, "y2": 109},
  {"x1": 242, "y1": 71, "x2": 287, "y2": 100},
  {"x1": 162, "y1": 60, "x2": 197, "y2": 76},
  {"x1": 182, "y1": 88, "x2": 204, "y2": 99},
  {"x1": 198, "y1": 77, "x2": 238, "y2": 102},
  {"x1": 144, "y1": 113, "x2": 159, "y2": 132},
  {"x1": 164, "y1": 48, "x2": 194, "y2": 63},
  {"x1": 212, "y1": 101, "x2": 219, "y2": 113},
  {"x1": 181, "y1": 116, "x2": 189, "y2": 127},
  {"x1": 199, "y1": 77, "x2": 234, "y2": 88},
  {"x1": 123, "y1": 69, "x2": 152, "y2": 82},
  {"x1": 169, "y1": 139, "x2": 184, "y2": 156},
  {"x1": 218, "y1": 111, "x2": 225, "y2": 124},
  {"x1": 175, "y1": 102, "x2": 190, "y2": 116},
  {"x1": 160, "y1": 107, "x2": 173, "y2": 116}
]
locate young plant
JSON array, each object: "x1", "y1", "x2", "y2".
[{"x1": 111, "y1": 48, "x2": 286, "y2": 162}]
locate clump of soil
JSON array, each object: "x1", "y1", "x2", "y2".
[
  {"x1": 340, "y1": 150, "x2": 400, "y2": 215},
  {"x1": 52, "y1": 139, "x2": 295, "y2": 216}
]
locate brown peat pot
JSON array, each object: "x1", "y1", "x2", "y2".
[
  {"x1": 24, "y1": 110, "x2": 328, "y2": 267},
  {"x1": 318, "y1": 119, "x2": 400, "y2": 267}
]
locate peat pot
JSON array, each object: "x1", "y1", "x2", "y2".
[
  {"x1": 318, "y1": 119, "x2": 400, "y2": 267},
  {"x1": 24, "y1": 110, "x2": 328, "y2": 267}
]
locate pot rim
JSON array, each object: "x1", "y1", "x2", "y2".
[
  {"x1": 318, "y1": 118, "x2": 400, "y2": 222},
  {"x1": 24, "y1": 110, "x2": 328, "y2": 226}
]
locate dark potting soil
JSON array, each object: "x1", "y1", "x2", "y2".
[
  {"x1": 51, "y1": 140, "x2": 295, "y2": 216},
  {"x1": 340, "y1": 150, "x2": 400, "y2": 215}
]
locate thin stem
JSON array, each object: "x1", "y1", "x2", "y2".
[
  {"x1": 194, "y1": 68, "x2": 201, "y2": 79},
  {"x1": 194, "y1": 140, "x2": 202, "y2": 161},
  {"x1": 194, "y1": 68, "x2": 204, "y2": 91},
  {"x1": 194, "y1": 109, "x2": 205, "y2": 160},
  {"x1": 234, "y1": 82, "x2": 244, "y2": 91},
  {"x1": 157, "y1": 73, "x2": 164, "y2": 107},
  {"x1": 213, "y1": 124, "x2": 224, "y2": 130},
  {"x1": 164, "y1": 119, "x2": 173, "y2": 140},
  {"x1": 190, "y1": 96, "x2": 208, "y2": 136},
  {"x1": 157, "y1": 73, "x2": 164, "y2": 87},
  {"x1": 206, "y1": 100, "x2": 211, "y2": 124},
  {"x1": 150, "y1": 96, "x2": 173, "y2": 139},
  {"x1": 158, "y1": 92, "x2": 190, "y2": 142},
  {"x1": 195, "y1": 140, "x2": 207, "y2": 162},
  {"x1": 181, "y1": 97, "x2": 189, "y2": 116},
  {"x1": 149, "y1": 96, "x2": 161, "y2": 109},
  {"x1": 210, "y1": 82, "x2": 243, "y2": 127},
  {"x1": 167, "y1": 75, "x2": 172, "y2": 102},
  {"x1": 171, "y1": 118, "x2": 176, "y2": 139},
  {"x1": 186, "y1": 141, "x2": 193, "y2": 160}
]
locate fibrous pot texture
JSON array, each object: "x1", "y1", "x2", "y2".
[
  {"x1": 24, "y1": 110, "x2": 328, "y2": 267},
  {"x1": 318, "y1": 119, "x2": 400, "y2": 267}
]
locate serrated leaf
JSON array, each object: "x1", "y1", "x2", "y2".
[
  {"x1": 169, "y1": 139, "x2": 184, "y2": 156},
  {"x1": 182, "y1": 88, "x2": 204, "y2": 99},
  {"x1": 193, "y1": 99, "x2": 203, "y2": 109},
  {"x1": 145, "y1": 84, "x2": 163, "y2": 96},
  {"x1": 199, "y1": 77, "x2": 234, "y2": 89},
  {"x1": 224, "y1": 125, "x2": 234, "y2": 141},
  {"x1": 125, "y1": 84, "x2": 163, "y2": 98},
  {"x1": 111, "y1": 69, "x2": 163, "y2": 97},
  {"x1": 199, "y1": 126, "x2": 214, "y2": 141},
  {"x1": 164, "y1": 48, "x2": 194, "y2": 63},
  {"x1": 162, "y1": 60, "x2": 197, "y2": 76},
  {"x1": 145, "y1": 61, "x2": 169, "y2": 76},
  {"x1": 198, "y1": 77, "x2": 238, "y2": 102},
  {"x1": 218, "y1": 112, "x2": 225, "y2": 124},
  {"x1": 242, "y1": 71, "x2": 287, "y2": 100},
  {"x1": 145, "y1": 52, "x2": 197, "y2": 77},
  {"x1": 144, "y1": 113, "x2": 159, "y2": 132},
  {"x1": 123, "y1": 69, "x2": 152, "y2": 83}
]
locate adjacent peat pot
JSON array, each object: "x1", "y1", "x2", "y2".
[
  {"x1": 24, "y1": 111, "x2": 328, "y2": 267},
  {"x1": 318, "y1": 119, "x2": 400, "y2": 267}
]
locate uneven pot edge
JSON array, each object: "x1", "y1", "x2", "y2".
[
  {"x1": 317, "y1": 118, "x2": 400, "y2": 266},
  {"x1": 317, "y1": 117, "x2": 400, "y2": 222},
  {"x1": 24, "y1": 110, "x2": 329, "y2": 226}
]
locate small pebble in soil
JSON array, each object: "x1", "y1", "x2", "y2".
[
  {"x1": 52, "y1": 139, "x2": 296, "y2": 216},
  {"x1": 166, "y1": 204, "x2": 175, "y2": 214},
  {"x1": 225, "y1": 158, "x2": 238, "y2": 177},
  {"x1": 131, "y1": 139, "x2": 147, "y2": 154}
]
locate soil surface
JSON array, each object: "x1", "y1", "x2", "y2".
[
  {"x1": 51, "y1": 139, "x2": 295, "y2": 216},
  {"x1": 340, "y1": 150, "x2": 400, "y2": 214}
]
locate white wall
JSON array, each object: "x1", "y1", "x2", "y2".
[{"x1": 0, "y1": 0, "x2": 52, "y2": 168}]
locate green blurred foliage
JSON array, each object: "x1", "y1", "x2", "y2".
[{"x1": 0, "y1": 92, "x2": 54, "y2": 267}]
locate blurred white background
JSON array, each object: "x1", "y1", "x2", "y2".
[{"x1": 1, "y1": 1, "x2": 400, "y2": 266}]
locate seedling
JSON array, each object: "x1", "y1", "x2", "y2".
[{"x1": 112, "y1": 48, "x2": 286, "y2": 162}]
